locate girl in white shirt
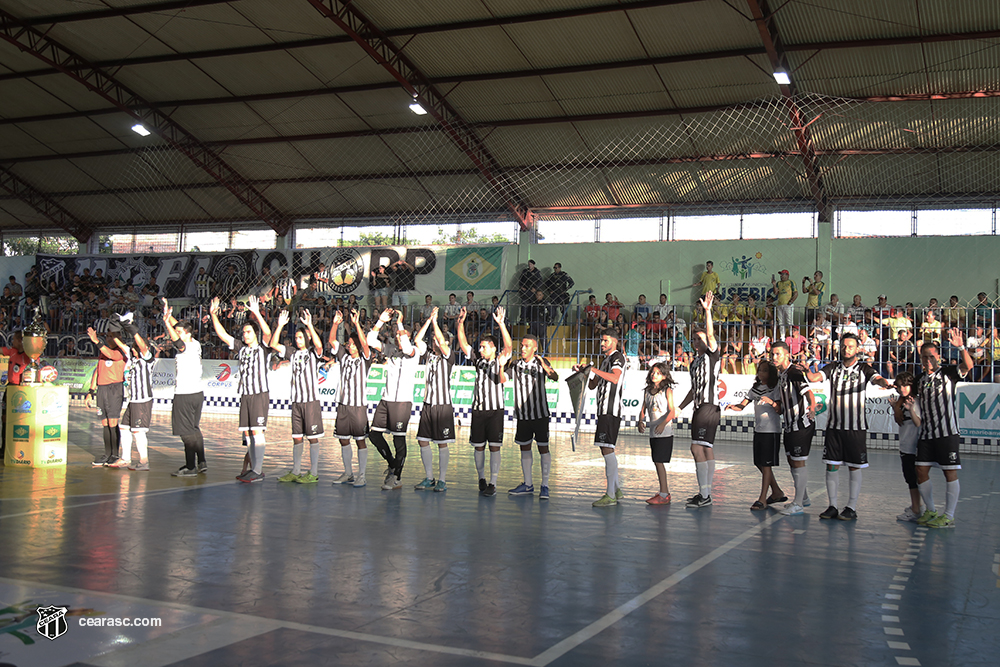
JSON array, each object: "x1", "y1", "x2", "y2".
[
  {"x1": 889, "y1": 372, "x2": 922, "y2": 522},
  {"x1": 637, "y1": 362, "x2": 677, "y2": 505},
  {"x1": 726, "y1": 360, "x2": 787, "y2": 510}
]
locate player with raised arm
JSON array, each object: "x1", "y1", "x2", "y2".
[
  {"x1": 457, "y1": 305, "x2": 512, "y2": 496},
  {"x1": 508, "y1": 333, "x2": 559, "y2": 499},
  {"x1": 270, "y1": 309, "x2": 324, "y2": 484},
  {"x1": 108, "y1": 317, "x2": 154, "y2": 471},
  {"x1": 414, "y1": 307, "x2": 456, "y2": 492},
  {"x1": 769, "y1": 341, "x2": 816, "y2": 515},
  {"x1": 328, "y1": 308, "x2": 374, "y2": 487},
  {"x1": 85, "y1": 324, "x2": 126, "y2": 467},
  {"x1": 162, "y1": 299, "x2": 206, "y2": 476},
  {"x1": 210, "y1": 294, "x2": 272, "y2": 483},
  {"x1": 576, "y1": 328, "x2": 626, "y2": 507},
  {"x1": 367, "y1": 308, "x2": 424, "y2": 490}
]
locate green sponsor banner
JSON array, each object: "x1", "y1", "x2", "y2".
[
  {"x1": 52, "y1": 359, "x2": 99, "y2": 391},
  {"x1": 12, "y1": 425, "x2": 30, "y2": 441},
  {"x1": 444, "y1": 247, "x2": 503, "y2": 291}
]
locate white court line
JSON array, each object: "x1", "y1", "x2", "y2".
[{"x1": 0, "y1": 481, "x2": 235, "y2": 520}]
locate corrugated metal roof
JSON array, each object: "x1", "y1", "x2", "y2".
[
  {"x1": 503, "y1": 12, "x2": 649, "y2": 69},
  {"x1": 776, "y1": 0, "x2": 924, "y2": 45},
  {"x1": 629, "y1": 2, "x2": 765, "y2": 56},
  {"x1": 125, "y1": 3, "x2": 269, "y2": 53},
  {"x1": 118, "y1": 60, "x2": 232, "y2": 103},
  {"x1": 404, "y1": 27, "x2": 530, "y2": 78}
]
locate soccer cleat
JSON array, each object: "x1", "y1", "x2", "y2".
[
  {"x1": 917, "y1": 510, "x2": 938, "y2": 526},
  {"x1": 479, "y1": 478, "x2": 487, "y2": 493},
  {"x1": 277, "y1": 471, "x2": 300, "y2": 483},
  {"x1": 197, "y1": 462, "x2": 208, "y2": 474},
  {"x1": 352, "y1": 474, "x2": 367, "y2": 488},
  {"x1": 295, "y1": 473, "x2": 319, "y2": 484},
  {"x1": 615, "y1": 487, "x2": 624, "y2": 501},
  {"x1": 384, "y1": 468, "x2": 396, "y2": 485},
  {"x1": 819, "y1": 505, "x2": 840, "y2": 520},
  {"x1": 482, "y1": 484, "x2": 496, "y2": 497},
  {"x1": 838, "y1": 507, "x2": 858, "y2": 521},
  {"x1": 508, "y1": 483, "x2": 534, "y2": 496},
  {"x1": 333, "y1": 472, "x2": 355, "y2": 484},
  {"x1": 592, "y1": 494, "x2": 617, "y2": 507},
  {"x1": 433, "y1": 481, "x2": 448, "y2": 493},
  {"x1": 239, "y1": 471, "x2": 265, "y2": 483},
  {"x1": 897, "y1": 506, "x2": 921, "y2": 522},
  {"x1": 802, "y1": 494, "x2": 812, "y2": 508},
  {"x1": 381, "y1": 476, "x2": 403, "y2": 490},
  {"x1": 414, "y1": 478, "x2": 436, "y2": 491},
  {"x1": 926, "y1": 514, "x2": 955, "y2": 529},
  {"x1": 105, "y1": 455, "x2": 120, "y2": 467},
  {"x1": 172, "y1": 466, "x2": 198, "y2": 477},
  {"x1": 92, "y1": 454, "x2": 111, "y2": 467},
  {"x1": 109, "y1": 458, "x2": 131, "y2": 468},
  {"x1": 646, "y1": 493, "x2": 671, "y2": 505},
  {"x1": 686, "y1": 494, "x2": 712, "y2": 508},
  {"x1": 130, "y1": 461, "x2": 149, "y2": 472},
  {"x1": 539, "y1": 485, "x2": 550, "y2": 500},
  {"x1": 779, "y1": 503, "x2": 805, "y2": 516}
]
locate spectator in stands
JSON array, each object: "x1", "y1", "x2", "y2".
[
  {"x1": 943, "y1": 295, "x2": 964, "y2": 328},
  {"x1": 442, "y1": 293, "x2": 462, "y2": 336},
  {"x1": 369, "y1": 264, "x2": 389, "y2": 313},
  {"x1": 690, "y1": 260, "x2": 720, "y2": 300},
  {"x1": 527, "y1": 289, "x2": 550, "y2": 345},
  {"x1": 386, "y1": 258, "x2": 415, "y2": 321},
  {"x1": 299, "y1": 278, "x2": 320, "y2": 305},
  {"x1": 59, "y1": 337, "x2": 81, "y2": 358},
  {"x1": 593, "y1": 310, "x2": 611, "y2": 341},
  {"x1": 771, "y1": 269, "x2": 796, "y2": 339},
  {"x1": 544, "y1": 262, "x2": 574, "y2": 320},
  {"x1": 919, "y1": 308, "x2": 943, "y2": 348},
  {"x1": 654, "y1": 293, "x2": 671, "y2": 321},
  {"x1": 784, "y1": 325, "x2": 808, "y2": 361},
  {"x1": 885, "y1": 306, "x2": 913, "y2": 342},
  {"x1": 633, "y1": 294, "x2": 651, "y2": 321},
  {"x1": 745, "y1": 294, "x2": 763, "y2": 326},
  {"x1": 464, "y1": 291, "x2": 480, "y2": 316},
  {"x1": 124, "y1": 284, "x2": 140, "y2": 310},
  {"x1": 873, "y1": 293, "x2": 892, "y2": 341},
  {"x1": 811, "y1": 312, "x2": 832, "y2": 359},
  {"x1": 840, "y1": 311, "x2": 859, "y2": 338},
  {"x1": 142, "y1": 278, "x2": 160, "y2": 301},
  {"x1": 517, "y1": 260, "x2": 543, "y2": 323},
  {"x1": 420, "y1": 295, "x2": 435, "y2": 324},
  {"x1": 274, "y1": 268, "x2": 294, "y2": 306},
  {"x1": 824, "y1": 293, "x2": 845, "y2": 341},
  {"x1": 673, "y1": 342, "x2": 691, "y2": 371},
  {"x1": 857, "y1": 328, "x2": 877, "y2": 363},
  {"x1": 645, "y1": 311, "x2": 668, "y2": 345},
  {"x1": 623, "y1": 317, "x2": 643, "y2": 360},
  {"x1": 886, "y1": 328, "x2": 915, "y2": 379},
  {"x1": 602, "y1": 293, "x2": 622, "y2": 322},
  {"x1": 802, "y1": 271, "x2": 824, "y2": 324},
  {"x1": 583, "y1": 295, "x2": 601, "y2": 330},
  {"x1": 0, "y1": 287, "x2": 16, "y2": 322},
  {"x1": 92, "y1": 268, "x2": 108, "y2": 288},
  {"x1": 966, "y1": 326, "x2": 988, "y2": 381},
  {"x1": 848, "y1": 294, "x2": 865, "y2": 324},
  {"x1": 7, "y1": 275, "x2": 22, "y2": 300},
  {"x1": 974, "y1": 292, "x2": 993, "y2": 329},
  {"x1": 860, "y1": 309, "x2": 878, "y2": 340},
  {"x1": 23, "y1": 268, "x2": 42, "y2": 312}
]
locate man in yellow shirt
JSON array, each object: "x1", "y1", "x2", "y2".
[
  {"x1": 771, "y1": 269, "x2": 797, "y2": 340},
  {"x1": 691, "y1": 261, "x2": 720, "y2": 322},
  {"x1": 802, "y1": 271, "x2": 825, "y2": 325}
]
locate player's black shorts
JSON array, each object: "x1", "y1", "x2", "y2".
[
  {"x1": 514, "y1": 418, "x2": 549, "y2": 446},
  {"x1": 783, "y1": 424, "x2": 815, "y2": 461},
  {"x1": 753, "y1": 432, "x2": 781, "y2": 467},
  {"x1": 171, "y1": 392, "x2": 204, "y2": 436},
  {"x1": 900, "y1": 452, "x2": 918, "y2": 488},
  {"x1": 470, "y1": 409, "x2": 504, "y2": 446},
  {"x1": 594, "y1": 414, "x2": 621, "y2": 448},
  {"x1": 96, "y1": 382, "x2": 124, "y2": 420},
  {"x1": 371, "y1": 400, "x2": 412, "y2": 436},
  {"x1": 691, "y1": 403, "x2": 721, "y2": 447},
  {"x1": 121, "y1": 400, "x2": 152, "y2": 432},
  {"x1": 239, "y1": 391, "x2": 269, "y2": 431},
  {"x1": 649, "y1": 436, "x2": 674, "y2": 463},
  {"x1": 916, "y1": 435, "x2": 961, "y2": 470},
  {"x1": 822, "y1": 429, "x2": 868, "y2": 468},
  {"x1": 291, "y1": 400, "x2": 324, "y2": 439},
  {"x1": 416, "y1": 403, "x2": 456, "y2": 444},
  {"x1": 334, "y1": 404, "x2": 369, "y2": 439}
]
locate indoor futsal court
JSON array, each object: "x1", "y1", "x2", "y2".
[{"x1": 0, "y1": 403, "x2": 997, "y2": 667}]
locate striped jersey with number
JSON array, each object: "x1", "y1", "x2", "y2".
[
  {"x1": 512, "y1": 356, "x2": 551, "y2": 420},
  {"x1": 917, "y1": 365, "x2": 965, "y2": 439},
  {"x1": 379, "y1": 338, "x2": 419, "y2": 403},
  {"x1": 334, "y1": 344, "x2": 372, "y2": 407},
  {"x1": 777, "y1": 366, "x2": 814, "y2": 433},
  {"x1": 126, "y1": 349, "x2": 154, "y2": 403},
  {"x1": 276, "y1": 277, "x2": 295, "y2": 300},
  {"x1": 689, "y1": 347, "x2": 722, "y2": 409},
  {"x1": 286, "y1": 346, "x2": 321, "y2": 404},
  {"x1": 472, "y1": 349, "x2": 505, "y2": 411},
  {"x1": 233, "y1": 341, "x2": 271, "y2": 395},
  {"x1": 420, "y1": 348, "x2": 455, "y2": 406},
  {"x1": 315, "y1": 269, "x2": 331, "y2": 293},
  {"x1": 821, "y1": 361, "x2": 880, "y2": 431},
  {"x1": 596, "y1": 350, "x2": 626, "y2": 417}
]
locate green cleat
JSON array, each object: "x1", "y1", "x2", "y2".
[
  {"x1": 916, "y1": 510, "x2": 938, "y2": 526},
  {"x1": 414, "y1": 478, "x2": 436, "y2": 491},
  {"x1": 277, "y1": 471, "x2": 300, "y2": 483},
  {"x1": 295, "y1": 473, "x2": 319, "y2": 484},
  {"x1": 592, "y1": 494, "x2": 618, "y2": 507},
  {"x1": 614, "y1": 487, "x2": 624, "y2": 501},
  {"x1": 926, "y1": 514, "x2": 955, "y2": 529}
]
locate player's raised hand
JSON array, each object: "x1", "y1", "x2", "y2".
[
  {"x1": 209, "y1": 297, "x2": 220, "y2": 315},
  {"x1": 299, "y1": 309, "x2": 312, "y2": 327},
  {"x1": 699, "y1": 291, "x2": 714, "y2": 311},
  {"x1": 86, "y1": 326, "x2": 98, "y2": 343},
  {"x1": 458, "y1": 306, "x2": 467, "y2": 323},
  {"x1": 161, "y1": 298, "x2": 170, "y2": 318},
  {"x1": 333, "y1": 310, "x2": 343, "y2": 325},
  {"x1": 277, "y1": 310, "x2": 290, "y2": 327},
  {"x1": 493, "y1": 306, "x2": 506, "y2": 324},
  {"x1": 947, "y1": 327, "x2": 963, "y2": 348},
  {"x1": 431, "y1": 306, "x2": 439, "y2": 319},
  {"x1": 395, "y1": 309, "x2": 404, "y2": 325},
  {"x1": 378, "y1": 309, "x2": 393, "y2": 324},
  {"x1": 248, "y1": 294, "x2": 260, "y2": 313}
]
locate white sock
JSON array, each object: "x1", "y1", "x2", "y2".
[
  {"x1": 341, "y1": 444, "x2": 353, "y2": 476},
  {"x1": 292, "y1": 442, "x2": 303, "y2": 475},
  {"x1": 309, "y1": 441, "x2": 319, "y2": 476},
  {"x1": 474, "y1": 448, "x2": 485, "y2": 479},
  {"x1": 826, "y1": 469, "x2": 839, "y2": 508},
  {"x1": 540, "y1": 451, "x2": 551, "y2": 486},
  {"x1": 944, "y1": 479, "x2": 959, "y2": 519},
  {"x1": 706, "y1": 459, "x2": 715, "y2": 496},
  {"x1": 134, "y1": 431, "x2": 148, "y2": 463},
  {"x1": 118, "y1": 428, "x2": 132, "y2": 463},
  {"x1": 791, "y1": 466, "x2": 807, "y2": 505},
  {"x1": 489, "y1": 450, "x2": 501, "y2": 485},
  {"x1": 696, "y1": 461, "x2": 709, "y2": 497},
  {"x1": 420, "y1": 444, "x2": 433, "y2": 478},
  {"x1": 521, "y1": 450, "x2": 533, "y2": 486},
  {"x1": 357, "y1": 447, "x2": 368, "y2": 476},
  {"x1": 918, "y1": 479, "x2": 935, "y2": 513},
  {"x1": 438, "y1": 446, "x2": 449, "y2": 482},
  {"x1": 252, "y1": 433, "x2": 265, "y2": 474},
  {"x1": 604, "y1": 452, "x2": 618, "y2": 496},
  {"x1": 847, "y1": 468, "x2": 862, "y2": 509}
]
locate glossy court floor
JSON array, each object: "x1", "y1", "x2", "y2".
[{"x1": 1, "y1": 405, "x2": 997, "y2": 667}]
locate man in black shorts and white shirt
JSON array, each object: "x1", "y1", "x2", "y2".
[
  {"x1": 508, "y1": 333, "x2": 559, "y2": 499},
  {"x1": 457, "y1": 306, "x2": 512, "y2": 497},
  {"x1": 800, "y1": 333, "x2": 892, "y2": 520},
  {"x1": 328, "y1": 308, "x2": 373, "y2": 487},
  {"x1": 678, "y1": 292, "x2": 721, "y2": 508},
  {"x1": 770, "y1": 341, "x2": 816, "y2": 515},
  {"x1": 575, "y1": 329, "x2": 625, "y2": 507},
  {"x1": 270, "y1": 308, "x2": 324, "y2": 484},
  {"x1": 415, "y1": 307, "x2": 456, "y2": 493},
  {"x1": 210, "y1": 294, "x2": 272, "y2": 483},
  {"x1": 108, "y1": 318, "x2": 155, "y2": 472},
  {"x1": 914, "y1": 332, "x2": 972, "y2": 529},
  {"x1": 162, "y1": 299, "x2": 205, "y2": 476},
  {"x1": 367, "y1": 308, "x2": 425, "y2": 490}
]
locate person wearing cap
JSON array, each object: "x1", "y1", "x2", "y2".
[
  {"x1": 517, "y1": 260, "x2": 543, "y2": 324},
  {"x1": 771, "y1": 270, "x2": 797, "y2": 340},
  {"x1": 802, "y1": 271, "x2": 825, "y2": 326},
  {"x1": 0, "y1": 328, "x2": 30, "y2": 460},
  {"x1": 544, "y1": 262, "x2": 574, "y2": 321}
]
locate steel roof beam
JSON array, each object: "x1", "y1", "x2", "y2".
[{"x1": 0, "y1": 166, "x2": 89, "y2": 241}]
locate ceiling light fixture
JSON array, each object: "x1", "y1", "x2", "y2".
[
  {"x1": 408, "y1": 101, "x2": 427, "y2": 115},
  {"x1": 131, "y1": 123, "x2": 151, "y2": 136},
  {"x1": 773, "y1": 71, "x2": 791, "y2": 85}
]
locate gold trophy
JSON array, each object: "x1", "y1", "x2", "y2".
[{"x1": 20, "y1": 308, "x2": 48, "y2": 385}]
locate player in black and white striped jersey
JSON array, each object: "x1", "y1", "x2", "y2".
[
  {"x1": 913, "y1": 331, "x2": 973, "y2": 529},
  {"x1": 210, "y1": 294, "x2": 272, "y2": 483},
  {"x1": 800, "y1": 333, "x2": 893, "y2": 521},
  {"x1": 327, "y1": 308, "x2": 373, "y2": 487},
  {"x1": 508, "y1": 333, "x2": 559, "y2": 499},
  {"x1": 108, "y1": 320, "x2": 154, "y2": 471},
  {"x1": 678, "y1": 291, "x2": 721, "y2": 508},
  {"x1": 270, "y1": 308, "x2": 325, "y2": 484},
  {"x1": 574, "y1": 328, "x2": 626, "y2": 507},
  {"x1": 414, "y1": 307, "x2": 456, "y2": 493},
  {"x1": 457, "y1": 305, "x2": 512, "y2": 497},
  {"x1": 367, "y1": 308, "x2": 427, "y2": 490},
  {"x1": 770, "y1": 341, "x2": 816, "y2": 515}
]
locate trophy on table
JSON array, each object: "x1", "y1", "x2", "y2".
[{"x1": 20, "y1": 308, "x2": 49, "y2": 385}]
